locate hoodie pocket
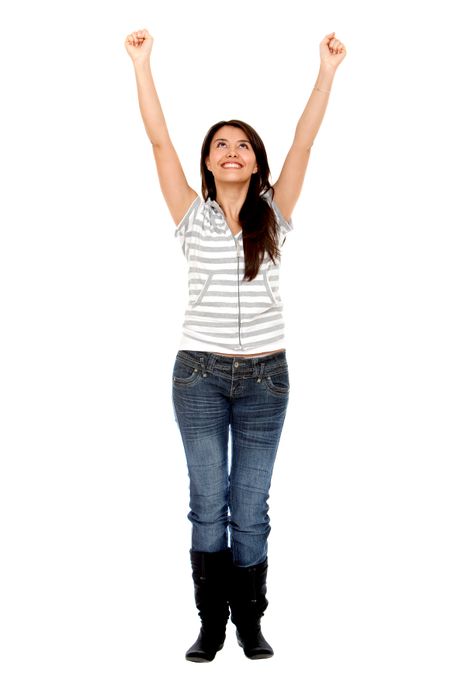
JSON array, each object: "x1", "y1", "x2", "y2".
[
  {"x1": 263, "y1": 269, "x2": 278, "y2": 305},
  {"x1": 191, "y1": 272, "x2": 213, "y2": 307}
]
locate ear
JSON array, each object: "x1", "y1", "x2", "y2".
[
  {"x1": 205, "y1": 156, "x2": 211, "y2": 172},
  {"x1": 252, "y1": 165, "x2": 259, "y2": 174}
]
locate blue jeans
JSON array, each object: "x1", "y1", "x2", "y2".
[{"x1": 172, "y1": 349, "x2": 290, "y2": 567}]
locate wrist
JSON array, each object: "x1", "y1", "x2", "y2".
[
  {"x1": 315, "y1": 64, "x2": 335, "y2": 92},
  {"x1": 133, "y1": 56, "x2": 151, "y2": 69},
  {"x1": 319, "y1": 62, "x2": 337, "y2": 75}
]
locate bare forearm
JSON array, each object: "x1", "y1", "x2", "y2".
[
  {"x1": 293, "y1": 65, "x2": 337, "y2": 151},
  {"x1": 133, "y1": 59, "x2": 170, "y2": 146}
]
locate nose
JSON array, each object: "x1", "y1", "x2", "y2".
[{"x1": 227, "y1": 147, "x2": 238, "y2": 157}]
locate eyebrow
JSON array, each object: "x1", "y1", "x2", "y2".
[{"x1": 214, "y1": 138, "x2": 250, "y2": 143}]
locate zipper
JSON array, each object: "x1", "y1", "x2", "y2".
[
  {"x1": 233, "y1": 235, "x2": 243, "y2": 350},
  {"x1": 212, "y1": 200, "x2": 243, "y2": 350}
]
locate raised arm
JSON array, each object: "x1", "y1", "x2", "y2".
[
  {"x1": 272, "y1": 32, "x2": 347, "y2": 222},
  {"x1": 125, "y1": 29, "x2": 198, "y2": 225}
]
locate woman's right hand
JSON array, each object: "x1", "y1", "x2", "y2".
[{"x1": 124, "y1": 29, "x2": 154, "y2": 64}]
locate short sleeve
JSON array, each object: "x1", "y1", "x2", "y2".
[
  {"x1": 261, "y1": 189, "x2": 294, "y2": 247},
  {"x1": 174, "y1": 195, "x2": 202, "y2": 258}
]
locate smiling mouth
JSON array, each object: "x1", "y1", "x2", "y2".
[{"x1": 221, "y1": 163, "x2": 243, "y2": 169}]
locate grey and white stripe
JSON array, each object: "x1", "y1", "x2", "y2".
[{"x1": 174, "y1": 192, "x2": 293, "y2": 354}]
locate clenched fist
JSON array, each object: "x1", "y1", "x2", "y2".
[{"x1": 124, "y1": 29, "x2": 154, "y2": 64}]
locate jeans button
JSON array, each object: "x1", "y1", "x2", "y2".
[{"x1": 234, "y1": 362, "x2": 239, "y2": 368}]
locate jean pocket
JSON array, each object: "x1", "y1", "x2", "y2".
[
  {"x1": 172, "y1": 359, "x2": 202, "y2": 386},
  {"x1": 263, "y1": 369, "x2": 290, "y2": 396}
]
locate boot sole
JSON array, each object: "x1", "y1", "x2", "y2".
[
  {"x1": 185, "y1": 643, "x2": 224, "y2": 662},
  {"x1": 237, "y1": 637, "x2": 273, "y2": 659},
  {"x1": 185, "y1": 655, "x2": 214, "y2": 662}
]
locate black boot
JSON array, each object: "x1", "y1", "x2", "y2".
[
  {"x1": 185, "y1": 548, "x2": 232, "y2": 662},
  {"x1": 229, "y1": 557, "x2": 274, "y2": 659}
]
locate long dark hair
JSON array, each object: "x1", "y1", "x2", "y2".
[{"x1": 200, "y1": 119, "x2": 280, "y2": 282}]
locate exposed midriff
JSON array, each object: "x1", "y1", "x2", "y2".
[{"x1": 212, "y1": 348, "x2": 285, "y2": 359}]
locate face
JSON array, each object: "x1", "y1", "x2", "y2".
[{"x1": 205, "y1": 126, "x2": 258, "y2": 184}]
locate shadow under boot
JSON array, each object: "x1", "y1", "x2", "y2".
[
  {"x1": 185, "y1": 548, "x2": 232, "y2": 662},
  {"x1": 229, "y1": 557, "x2": 274, "y2": 660}
]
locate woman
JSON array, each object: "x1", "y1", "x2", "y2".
[{"x1": 125, "y1": 28, "x2": 346, "y2": 662}]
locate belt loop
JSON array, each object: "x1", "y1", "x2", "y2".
[
  {"x1": 206, "y1": 352, "x2": 216, "y2": 375},
  {"x1": 256, "y1": 361, "x2": 265, "y2": 382},
  {"x1": 199, "y1": 354, "x2": 206, "y2": 378}
]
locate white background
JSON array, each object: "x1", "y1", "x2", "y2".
[{"x1": 1, "y1": 0, "x2": 449, "y2": 673}]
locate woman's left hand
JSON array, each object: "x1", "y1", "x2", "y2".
[{"x1": 320, "y1": 32, "x2": 347, "y2": 70}]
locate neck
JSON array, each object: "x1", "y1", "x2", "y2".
[{"x1": 213, "y1": 182, "x2": 249, "y2": 222}]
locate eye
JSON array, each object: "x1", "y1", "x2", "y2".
[
  {"x1": 240, "y1": 143, "x2": 249, "y2": 149},
  {"x1": 216, "y1": 141, "x2": 226, "y2": 147}
]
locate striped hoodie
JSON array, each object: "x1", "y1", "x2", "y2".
[{"x1": 174, "y1": 190, "x2": 293, "y2": 354}]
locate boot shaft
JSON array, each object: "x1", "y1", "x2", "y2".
[
  {"x1": 189, "y1": 548, "x2": 232, "y2": 626},
  {"x1": 229, "y1": 557, "x2": 269, "y2": 628}
]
